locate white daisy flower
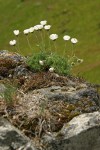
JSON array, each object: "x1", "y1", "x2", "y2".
[
  {"x1": 39, "y1": 60, "x2": 44, "y2": 66},
  {"x1": 63, "y1": 35, "x2": 70, "y2": 41},
  {"x1": 71, "y1": 38, "x2": 78, "y2": 44},
  {"x1": 40, "y1": 20, "x2": 47, "y2": 26},
  {"x1": 49, "y1": 67, "x2": 54, "y2": 72},
  {"x1": 36, "y1": 25, "x2": 43, "y2": 30},
  {"x1": 49, "y1": 34, "x2": 58, "y2": 41},
  {"x1": 29, "y1": 27, "x2": 34, "y2": 33},
  {"x1": 9, "y1": 40, "x2": 16, "y2": 46},
  {"x1": 23, "y1": 29, "x2": 30, "y2": 35},
  {"x1": 34, "y1": 25, "x2": 39, "y2": 31},
  {"x1": 13, "y1": 30, "x2": 19, "y2": 36},
  {"x1": 44, "y1": 25, "x2": 51, "y2": 30}
]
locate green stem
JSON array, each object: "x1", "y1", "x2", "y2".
[
  {"x1": 54, "y1": 41, "x2": 57, "y2": 53},
  {"x1": 39, "y1": 30, "x2": 45, "y2": 51},
  {"x1": 71, "y1": 43, "x2": 74, "y2": 57},
  {"x1": 26, "y1": 35, "x2": 33, "y2": 51},
  {"x1": 34, "y1": 32, "x2": 40, "y2": 46},
  {"x1": 16, "y1": 36, "x2": 22, "y2": 55},
  {"x1": 14, "y1": 45, "x2": 19, "y2": 54},
  {"x1": 47, "y1": 31, "x2": 51, "y2": 53}
]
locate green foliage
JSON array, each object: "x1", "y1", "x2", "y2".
[
  {"x1": 27, "y1": 51, "x2": 48, "y2": 72},
  {"x1": 46, "y1": 53, "x2": 71, "y2": 75},
  {"x1": 0, "y1": 84, "x2": 17, "y2": 106},
  {"x1": 27, "y1": 51, "x2": 71, "y2": 75}
]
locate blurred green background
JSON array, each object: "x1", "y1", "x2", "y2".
[{"x1": 0, "y1": 0, "x2": 100, "y2": 83}]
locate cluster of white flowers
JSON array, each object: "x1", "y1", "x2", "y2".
[
  {"x1": 9, "y1": 20, "x2": 51, "y2": 46},
  {"x1": 22, "y1": 20, "x2": 50, "y2": 35},
  {"x1": 9, "y1": 20, "x2": 82, "y2": 73},
  {"x1": 63, "y1": 35, "x2": 78, "y2": 44},
  {"x1": 10, "y1": 20, "x2": 78, "y2": 47},
  {"x1": 49, "y1": 33, "x2": 78, "y2": 44}
]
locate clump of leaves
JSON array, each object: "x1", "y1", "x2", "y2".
[
  {"x1": 26, "y1": 51, "x2": 48, "y2": 72},
  {"x1": 26, "y1": 51, "x2": 71, "y2": 75},
  {"x1": 46, "y1": 53, "x2": 71, "y2": 75}
]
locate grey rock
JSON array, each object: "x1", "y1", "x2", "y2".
[
  {"x1": 0, "y1": 50, "x2": 9, "y2": 55},
  {"x1": 0, "y1": 50, "x2": 25, "y2": 63},
  {"x1": 77, "y1": 88, "x2": 100, "y2": 105},
  {"x1": 36, "y1": 86, "x2": 100, "y2": 107},
  {"x1": 67, "y1": 79, "x2": 77, "y2": 87},
  {"x1": 0, "y1": 50, "x2": 30, "y2": 78},
  {"x1": 43, "y1": 111, "x2": 100, "y2": 150},
  {"x1": 0, "y1": 117, "x2": 37, "y2": 150},
  {"x1": 14, "y1": 65, "x2": 29, "y2": 76}
]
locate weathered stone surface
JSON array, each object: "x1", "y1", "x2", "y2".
[
  {"x1": 0, "y1": 117, "x2": 37, "y2": 150},
  {"x1": 43, "y1": 111, "x2": 100, "y2": 150},
  {"x1": 14, "y1": 65, "x2": 29, "y2": 77},
  {"x1": 36, "y1": 85, "x2": 100, "y2": 107},
  {"x1": 0, "y1": 50, "x2": 25, "y2": 63},
  {"x1": 0, "y1": 50, "x2": 30, "y2": 79}
]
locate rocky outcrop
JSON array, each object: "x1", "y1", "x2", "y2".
[
  {"x1": 0, "y1": 50, "x2": 100, "y2": 150},
  {"x1": 0, "y1": 112, "x2": 100, "y2": 150},
  {"x1": 0, "y1": 117, "x2": 37, "y2": 150},
  {"x1": 36, "y1": 85, "x2": 100, "y2": 106},
  {"x1": 43, "y1": 111, "x2": 100, "y2": 150}
]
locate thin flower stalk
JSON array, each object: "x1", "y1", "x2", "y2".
[
  {"x1": 16, "y1": 36, "x2": 22, "y2": 55},
  {"x1": 63, "y1": 42, "x2": 67, "y2": 57},
  {"x1": 39, "y1": 30, "x2": 45, "y2": 51},
  {"x1": 49, "y1": 34, "x2": 58, "y2": 53},
  {"x1": 71, "y1": 43, "x2": 74, "y2": 57},
  {"x1": 44, "y1": 25, "x2": 51, "y2": 52},
  {"x1": 47, "y1": 31, "x2": 52, "y2": 53},
  {"x1": 54, "y1": 41, "x2": 57, "y2": 53},
  {"x1": 63, "y1": 35, "x2": 70, "y2": 56},
  {"x1": 71, "y1": 38, "x2": 78, "y2": 57},
  {"x1": 34, "y1": 31, "x2": 40, "y2": 48},
  {"x1": 26, "y1": 35, "x2": 33, "y2": 51}
]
